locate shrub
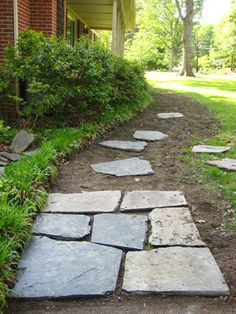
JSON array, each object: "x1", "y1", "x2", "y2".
[{"x1": 0, "y1": 30, "x2": 149, "y2": 125}]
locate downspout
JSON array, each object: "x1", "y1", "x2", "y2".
[{"x1": 13, "y1": 0, "x2": 20, "y2": 115}]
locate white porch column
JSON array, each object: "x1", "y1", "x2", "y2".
[{"x1": 112, "y1": 0, "x2": 118, "y2": 54}]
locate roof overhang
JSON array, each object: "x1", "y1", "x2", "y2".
[{"x1": 67, "y1": 0, "x2": 135, "y2": 31}]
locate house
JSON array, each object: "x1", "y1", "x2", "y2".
[{"x1": 0, "y1": 0, "x2": 136, "y2": 61}]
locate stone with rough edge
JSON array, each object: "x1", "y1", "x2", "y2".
[
  {"x1": 192, "y1": 145, "x2": 231, "y2": 154},
  {"x1": 0, "y1": 161, "x2": 8, "y2": 166},
  {"x1": 120, "y1": 191, "x2": 187, "y2": 212},
  {"x1": 92, "y1": 214, "x2": 148, "y2": 250},
  {"x1": 99, "y1": 140, "x2": 148, "y2": 152},
  {"x1": 206, "y1": 158, "x2": 236, "y2": 171},
  {"x1": 149, "y1": 208, "x2": 205, "y2": 246},
  {"x1": 133, "y1": 131, "x2": 168, "y2": 142},
  {"x1": 33, "y1": 213, "x2": 90, "y2": 240},
  {"x1": 44, "y1": 190, "x2": 121, "y2": 214},
  {"x1": 0, "y1": 167, "x2": 5, "y2": 175},
  {"x1": 0, "y1": 152, "x2": 22, "y2": 162},
  {"x1": 91, "y1": 158, "x2": 154, "y2": 177},
  {"x1": 11, "y1": 237, "x2": 122, "y2": 299},
  {"x1": 157, "y1": 112, "x2": 184, "y2": 119},
  {"x1": 23, "y1": 148, "x2": 40, "y2": 156},
  {"x1": 123, "y1": 247, "x2": 229, "y2": 296},
  {"x1": 10, "y1": 130, "x2": 34, "y2": 153}
]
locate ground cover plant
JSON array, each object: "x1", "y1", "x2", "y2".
[
  {"x1": 0, "y1": 31, "x2": 151, "y2": 310},
  {"x1": 147, "y1": 72, "x2": 236, "y2": 228}
]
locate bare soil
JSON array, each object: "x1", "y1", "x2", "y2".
[{"x1": 8, "y1": 92, "x2": 236, "y2": 314}]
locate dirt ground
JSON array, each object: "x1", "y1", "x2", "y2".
[{"x1": 8, "y1": 92, "x2": 236, "y2": 313}]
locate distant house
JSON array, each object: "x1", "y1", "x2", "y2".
[{"x1": 0, "y1": 0, "x2": 136, "y2": 61}]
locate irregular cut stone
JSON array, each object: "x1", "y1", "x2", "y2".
[
  {"x1": 133, "y1": 130, "x2": 168, "y2": 142},
  {"x1": 149, "y1": 208, "x2": 204, "y2": 246},
  {"x1": 0, "y1": 160, "x2": 8, "y2": 166},
  {"x1": 33, "y1": 213, "x2": 90, "y2": 240},
  {"x1": 206, "y1": 158, "x2": 236, "y2": 171},
  {"x1": 123, "y1": 247, "x2": 229, "y2": 296},
  {"x1": 23, "y1": 148, "x2": 40, "y2": 156},
  {"x1": 91, "y1": 158, "x2": 154, "y2": 177},
  {"x1": 0, "y1": 152, "x2": 22, "y2": 162},
  {"x1": 0, "y1": 167, "x2": 5, "y2": 175},
  {"x1": 44, "y1": 190, "x2": 121, "y2": 214},
  {"x1": 120, "y1": 191, "x2": 187, "y2": 212},
  {"x1": 0, "y1": 155, "x2": 10, "y2": 164},
  {"x1": 92, "y1": 214, "x2": 148, "y2": 250},
  {"x1": 10, "y1": 130, "x2": 34, "y2": 153},
  {"x1": 157, "y1": 112, "x2": 184, "y2": 119},
  {"x1": 12, "y1": 237, "x2": 122, "y2": 299},
  {"x1": 99, "y1": 140, "x2": 148, "y2": 152},
  {"x1": 192, "y1": 145, "x2": 231, "y2": 154}
]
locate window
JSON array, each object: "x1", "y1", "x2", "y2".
[{"x1": 67, "y1": 14, "x2": 76, "y2": 46}]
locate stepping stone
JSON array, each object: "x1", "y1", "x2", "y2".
[
  {"x1": 206, "y1": 158, "x2": 236, "y2": 171},
  {"x1": 157, "y1": 112, "x2": 184, "y2": 119},
  {"x1": 44, "y1": 190, "x2": 121, "y2": 214},
  {"x1": 133, "y1": 130, "x2": 168, "y2": 142},
  {"x1": 149, "y1": 208, "x2": 204, "y2": 246},
  {"x1": 192, "y1": 145, "x2": 231, "y2": 154},
  {"x1": 92, "y1": 214, "x2": 148, "y2": 250},
  {"x1": 10, "y1": 130, "x2": 34, "y2": 153},
  {"x1": 91, "y1": 158, "x2": 154, "y2": 177},
  {"x1": 120, "y1": 191, "x2": 187, "y2": 212},
  {"x1": 0, "y1": 167, "x2": 5, "y2": 175},
  {"x1": 99, "y1": 140, "x2": 147, "y2": 152},
  {"x1": 0, "y1": 155, "x2": 10, "y2": 164},
  {"x1": 23, "y1": 148, "x2": 40, "y2": 156},
  {"x1": 33, "y1": 213, "x2": 90, "y2": 240},
  {"x1": 12, "y1": 237, "x2": 122, "y2": 299},
  {"x1": 0, "y1": 160, "x2": 8, "y2": 166},
  {"x1": 0, "y1": 152, "x2": 22, "y2": 162},
  {"x1": 123, "y1": 247, "x2": 229, "y2": 296}
]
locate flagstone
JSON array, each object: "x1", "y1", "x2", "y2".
[
  {"x1": 44, "y1": 191, "x2": 122, "y2": 214},
  {"x1": 120, "y1": 191, "x2": 187, "y2": 212},
  {"x1": 157, "y1": 112, "x2": 184, "y2": 119},
  {"x1": 33, "y1": 213, "x2": 90, "y2": 240},
  {"x1": 92, "y1": 214, "x2": 148, "y2": 250},
  {"x1": 192, "y1": 145, "x2": 231, "y2": 153},
  {"x1": 0, "y1": 167, "x2": 5, "y2": 175},
  {"x1": 149, "y1": 208, "x2": 205, "y2": 246},
  {"x1": 206, "y1": 158, "x2": 236, "y2": 171},
  {"x1": 99, "y1": 140, "x2": 148, "y2": 152},
  {"x1": 10, "y1": 130, "x2": 35, "y2": 153},
  {"x1": 133, "y1": 130, "x2": 168, "y2": 141},
  {"x1": 12, "y1": 237, "x2": 122, "y2": 299},
  {"x1": 0, "y1": 152, "x2": 22, "y2": 162},
  {"x1": 91, "y1": 158, "x2": 154, "y2": 177},
  {"x1": 123, "y1": 247, "x2": 229, "y2": 296}
]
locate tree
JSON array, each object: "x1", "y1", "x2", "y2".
[{"x1": 175, "y1": 0, "x2": 204, "y2": 76}]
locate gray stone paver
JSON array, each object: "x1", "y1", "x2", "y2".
[
  {"x1": 133, "y1": 130, "x2": 168, "y2": 141},
  {"x1": 44, "y1": 190, "x2": 121, "y2": 214},
  {"x1": 206, "y1": 158, "x2": 236, "y2": 171},
  {"x1": 91, "y1": 158, "x2": 154, "y2": 177},
  {"x1": 0, "y1": 152, "x2": 22, "y2": 161},
  {"x1": 10, "y1": 130, "x2": 34, "y2": 153},
  {"x1": 0, "y1": 167, "x2": 5, "y2": 175},
  {"x1": 149, "y1": 208, "x2": 205, "y2": 246},
  {"x1": 99, "y1": 140, "x2": 148, "y2": 152},
  {"x1": 192, "y1": 145, "x2": 231, "y2": 153},
  {"x1": 123, "y1": 247, "x2": 229, "y2": 296},
  {"x1": 120, "y1": 191, "x2": 187, "y2": 212},
  {"x1": 157, "y1": 112, "x2": 184, "y2": 119},
  {"x1": 33, "y1": 213, "x2": 90, "y2": 240},
  {"x1": 12, "y1": 237, "x2": 123, "y2": 299},
  {"x1": 92, "y1": 214, "x2": 148, "y2": 250}
]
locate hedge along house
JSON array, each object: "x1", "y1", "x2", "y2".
[{"x1": 0, "y1": 0, "x2": 136, "y2": 120}]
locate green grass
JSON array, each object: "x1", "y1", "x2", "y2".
[
  {"x1": 147, "y1": 71, "x2": 236, "y2": 228},
  {"x1": 0, "y1": 92, "x2": 152, "y2": 311}
]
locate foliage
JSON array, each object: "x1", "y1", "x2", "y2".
[{"x1": 0, "y1": 30, "x2": 149, "y2": 124}]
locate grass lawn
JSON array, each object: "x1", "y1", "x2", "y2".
[{"x1": 147, "y1": 71, "x2": 236, "y2": 228}]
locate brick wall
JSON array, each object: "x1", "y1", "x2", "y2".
[
  {"x1": 18, "y1": 0, "x2": 31, "y2": 32},
  {"x1": 0, "y1": 0, "x2": 14, "y2": 61}
]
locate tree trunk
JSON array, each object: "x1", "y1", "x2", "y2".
[{"x1": 169, "y1": 43, "x2": 174, "y2": 72}]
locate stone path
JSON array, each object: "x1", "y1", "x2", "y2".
[
  {"x1": 206, "y1": 158, "x2": 236, "y2": 171},
  {"x1": 11, "y1": 112, "x2": 230, "y2": 300}
]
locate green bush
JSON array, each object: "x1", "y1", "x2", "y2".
[{"x1": 0, "y1": 30, "x2": 149, "y2": 124}]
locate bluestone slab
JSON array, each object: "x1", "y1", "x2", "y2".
[
  {"x1": 10, "y1": 130, "x2": 34, "y2": 153},
  {"x1": 192, "y1": 145, "x2": 231, "y2": 153},
  {"x1": 44, "y1": 190, "x2": 121, "y2": 214},
  {"x1": 0, "y1": 167, "x2": 5, "y2": 175},
  {"x1": 123, "y1": 247, "x2": 229, "y2": 296},
  {"x1": 157, "y1": 112, "x2": 184, "y2": 119},
  {"x1": 120, "y1": 191, "x2": 187, "y2": 212},
  {"x1": 99, "y1": 140, "x2": 148, "y2": 152},
  {"x1": 33, "y1": 213, "x2": 90, "y2": 240},
  {"x1": 0, "y1": 152, "x2": 22, "y2": 161},
  {"x1": 206, "y1": 158, "x2": 236, "y2": 171},
  {"x1": 12, "y1": 237, "x2": 122, "y2": 299},
  {"x1": 149, "y1": 208, "x2": 204, "y2": 246},
  {"x1": 133, "y1": 130, "x2": 168, "y2": 142},
  {"x1": 91, "y1": 158, "x2": 154, "y2": 177},
  {"x1": 92, "y1": 214, "x2": 148, "y2": 250}
]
